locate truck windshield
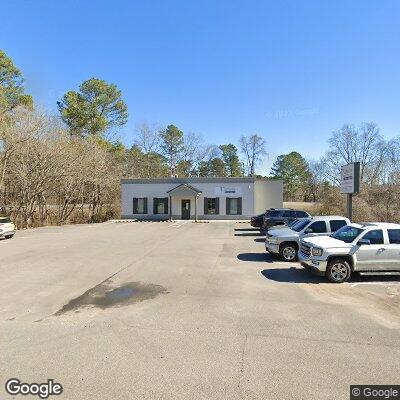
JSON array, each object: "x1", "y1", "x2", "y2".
[
  {"x1": 287, "y1": 219, "x2": 299, "y2": 227},
  {"x1": 331, "y1": 226, "x2": 364, "y2": 243},
  {"x1": 291, "y1": 219, "x2": 311, "y2": 232}
]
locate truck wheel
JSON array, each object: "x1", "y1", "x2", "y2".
[
  {"x1": 326, "y1": 258, "x2": 351, "y2": 283},
  {"x1": 280, "y1": 243, "x2": 297, "y2": 262}
]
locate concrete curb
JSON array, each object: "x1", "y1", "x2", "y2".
[{"x1": 109, "y1": 219, "x2": 250, "y2": 224}]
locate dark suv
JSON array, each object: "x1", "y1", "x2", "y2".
[
  {"x1": 261, "y1": 208, "x2": 310, "y2": 232},
  {"x1": 250, "y1": 213, "x2": 265, "y2": 228}
]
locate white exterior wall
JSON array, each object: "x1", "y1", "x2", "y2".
[
  {"x1": 253, "y1": 179, "x2": 283, "y2": 214},
  {"x1": 121, "y1": 183, "x2": 172, "y2": 220},
  {"x1": 121, "y1": 179, "x2": 283, "y2": 220}
]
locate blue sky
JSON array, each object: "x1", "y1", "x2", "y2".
[{"x1": 1, "y1": 0, "x2": 400, "y2": 173}]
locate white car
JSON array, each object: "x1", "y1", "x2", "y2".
[
  {"x1": 0, "y1": 217, "x2": 16, "y2": 239},
  {"x1": 265, "y1": 216, "x2": 350, "y2": 261},
  {"x1": 299, "y1": 222, "x2": 400, "y2": 283}
]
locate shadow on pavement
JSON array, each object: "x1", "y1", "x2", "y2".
[
  {"x1": 261, "y1": 267, "x2": 325, "y2": 284},
  {"x1": 234, "y1": 232, "x2": 263, "y2": 237},
  {"x1": 261, "y1": 268, "x2": 400, "y2": 284},
  {"x1": 234, "y1": 228, "x2": 259, "y2": 232},
  {"x1": 253, "y1": 238, "x2": 265, "y2": 243},
  {"x1": 237, "y1": 252, "x2": 276, "y2": 263}
]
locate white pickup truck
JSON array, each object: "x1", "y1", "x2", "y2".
[
  {"x1": 0, "y1": 217, "x2": 15, "y2": 239},
  {"x1": 265, "y1": 216, "x2": 350, "y2": 261},
  {"x1": 299, "y1": 222, "x2": 400, "y2": 283}
]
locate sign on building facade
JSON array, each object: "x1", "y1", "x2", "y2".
[{"x1": 215, "y1": 187, "x2": 242, "y2": 196}]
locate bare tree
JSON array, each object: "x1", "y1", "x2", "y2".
[
  {"x1": 305, "y1": 159, "x2": 326, "y2": 202},
  {"x1": 134, "y1": 122, "x2": 162, "y2": 178},
  {"x1": 239, "y1": 134, "x2": 267, "y2": 176},
  {"x1": 0, "y1": 107, "x2": 32, "y2": 199},
  {"x1": 0, "y1": 107, "x2": 122, "y2": 228},
  {"x1": 385, "y1": 136, "x2": 400, "y2": 184},
  {"x1": 179, "y1": 132, "x2": 205, "y2": 176},
  {"x1": 322, "y1": 122, "x2": 387, "y2": 184}
]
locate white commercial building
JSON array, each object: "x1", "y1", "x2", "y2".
[{"x1": 121, "y1": 177, "x2": 283, "y2": 220}]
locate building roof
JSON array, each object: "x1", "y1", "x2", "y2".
[
  {"x1": 167, "y1": 183, "x2": 202, "y2": 196},
  {"x1": 121, "y1": 177, "x2": 276, "y2": 184}
]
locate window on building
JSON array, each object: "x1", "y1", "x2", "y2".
[
  {"x1": 388, "y1": 229, "x2": 400, "y2": 244},
  {"x1": 307, "y1": 221, "x2": 327, "y2": 233},
  {"x1": 153, "y1": 198, "x2": 168, "y2": 215},
  {"x1": 133, "y1": 198, "x2": 147, "y2": 214},
  {"x1": 204, "y1": 198, "x2": 219, "y2": 215},
  {"x1": 226, "y1": 197, "x2": 242, "y2": 215},
  {"x1": 362, "y1": 229, "x2": 384, "y2": 245},
  {"x1": 329, "y1": 220, "x2": 347, "y2": 232}
]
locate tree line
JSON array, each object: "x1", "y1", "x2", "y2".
[
  {"x1": 2, "y1": 48, "x2": 399, "y2": 226},
  {"x1": 0, "y1": 50, "x2": 266, "y2": 227}
]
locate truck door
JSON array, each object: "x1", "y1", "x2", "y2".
[
  {"x1": 355, "y1": 229, "x2": 388, "y2": 271},
  {"x1": 387, "y1": 229, "x2": 400, "y2": 270},
  {"x1": 301, "y1": 220, "x2": 328, "y2": 239}
]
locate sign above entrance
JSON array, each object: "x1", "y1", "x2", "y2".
[{"x1": 215, "y1": 187, "x2": 242, "y2": 196}]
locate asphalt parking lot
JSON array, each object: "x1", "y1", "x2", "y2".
[{"x1": 0, "y1": 221, "x2": 399, "y2": 400}]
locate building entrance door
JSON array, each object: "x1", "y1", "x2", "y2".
[{"x1": 181, "y1": 200, "x2": 191, "y2": 219}]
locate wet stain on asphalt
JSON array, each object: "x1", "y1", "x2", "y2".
[{"x1": 54, "y1": 281, "x2": 167, "y2": 315}]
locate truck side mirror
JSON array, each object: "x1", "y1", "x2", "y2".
[{"x1": 357, "y1": 239, "x2": 371, "y2": 246}]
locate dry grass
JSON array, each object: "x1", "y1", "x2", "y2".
[
  {"x1": 283, "y1": 202, "x2": 320, "y2": 215},
  {"x1": 286, "y1": 185, "x2": 400, "y2": 223}
]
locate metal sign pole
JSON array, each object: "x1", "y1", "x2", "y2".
[{"x1": 347, "y1": 193, "x2": 353, "y2": 221}]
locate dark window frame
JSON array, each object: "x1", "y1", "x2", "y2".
[
  {"x1": 388, "y1": 229, "x2": 400, "y2": 244},
  {"x1": 329, "y1": 219, "x2": 347, "y2": 232},
  {"x1": 132, "y1": 197, "x2": 148, "y2": 214},
  {"x1": 307, "y1": 220, "x2": 327, "y2": 234},
  {"x1": 362, "y1": 229, "x2": 384, "y2": 245},
  {"x1": 226, "y1": 197, "x2": 242, "y2": 216},
  {"x1": 153, "y1": 197, "x2": 168, "y2": 215},
  {"x1": 204, "y1": 197, "x2": 219, "y2": 215}
]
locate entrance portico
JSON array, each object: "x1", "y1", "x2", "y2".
[{"x1": 167, "y1": 183, "x2": 202, "y2": 221}]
